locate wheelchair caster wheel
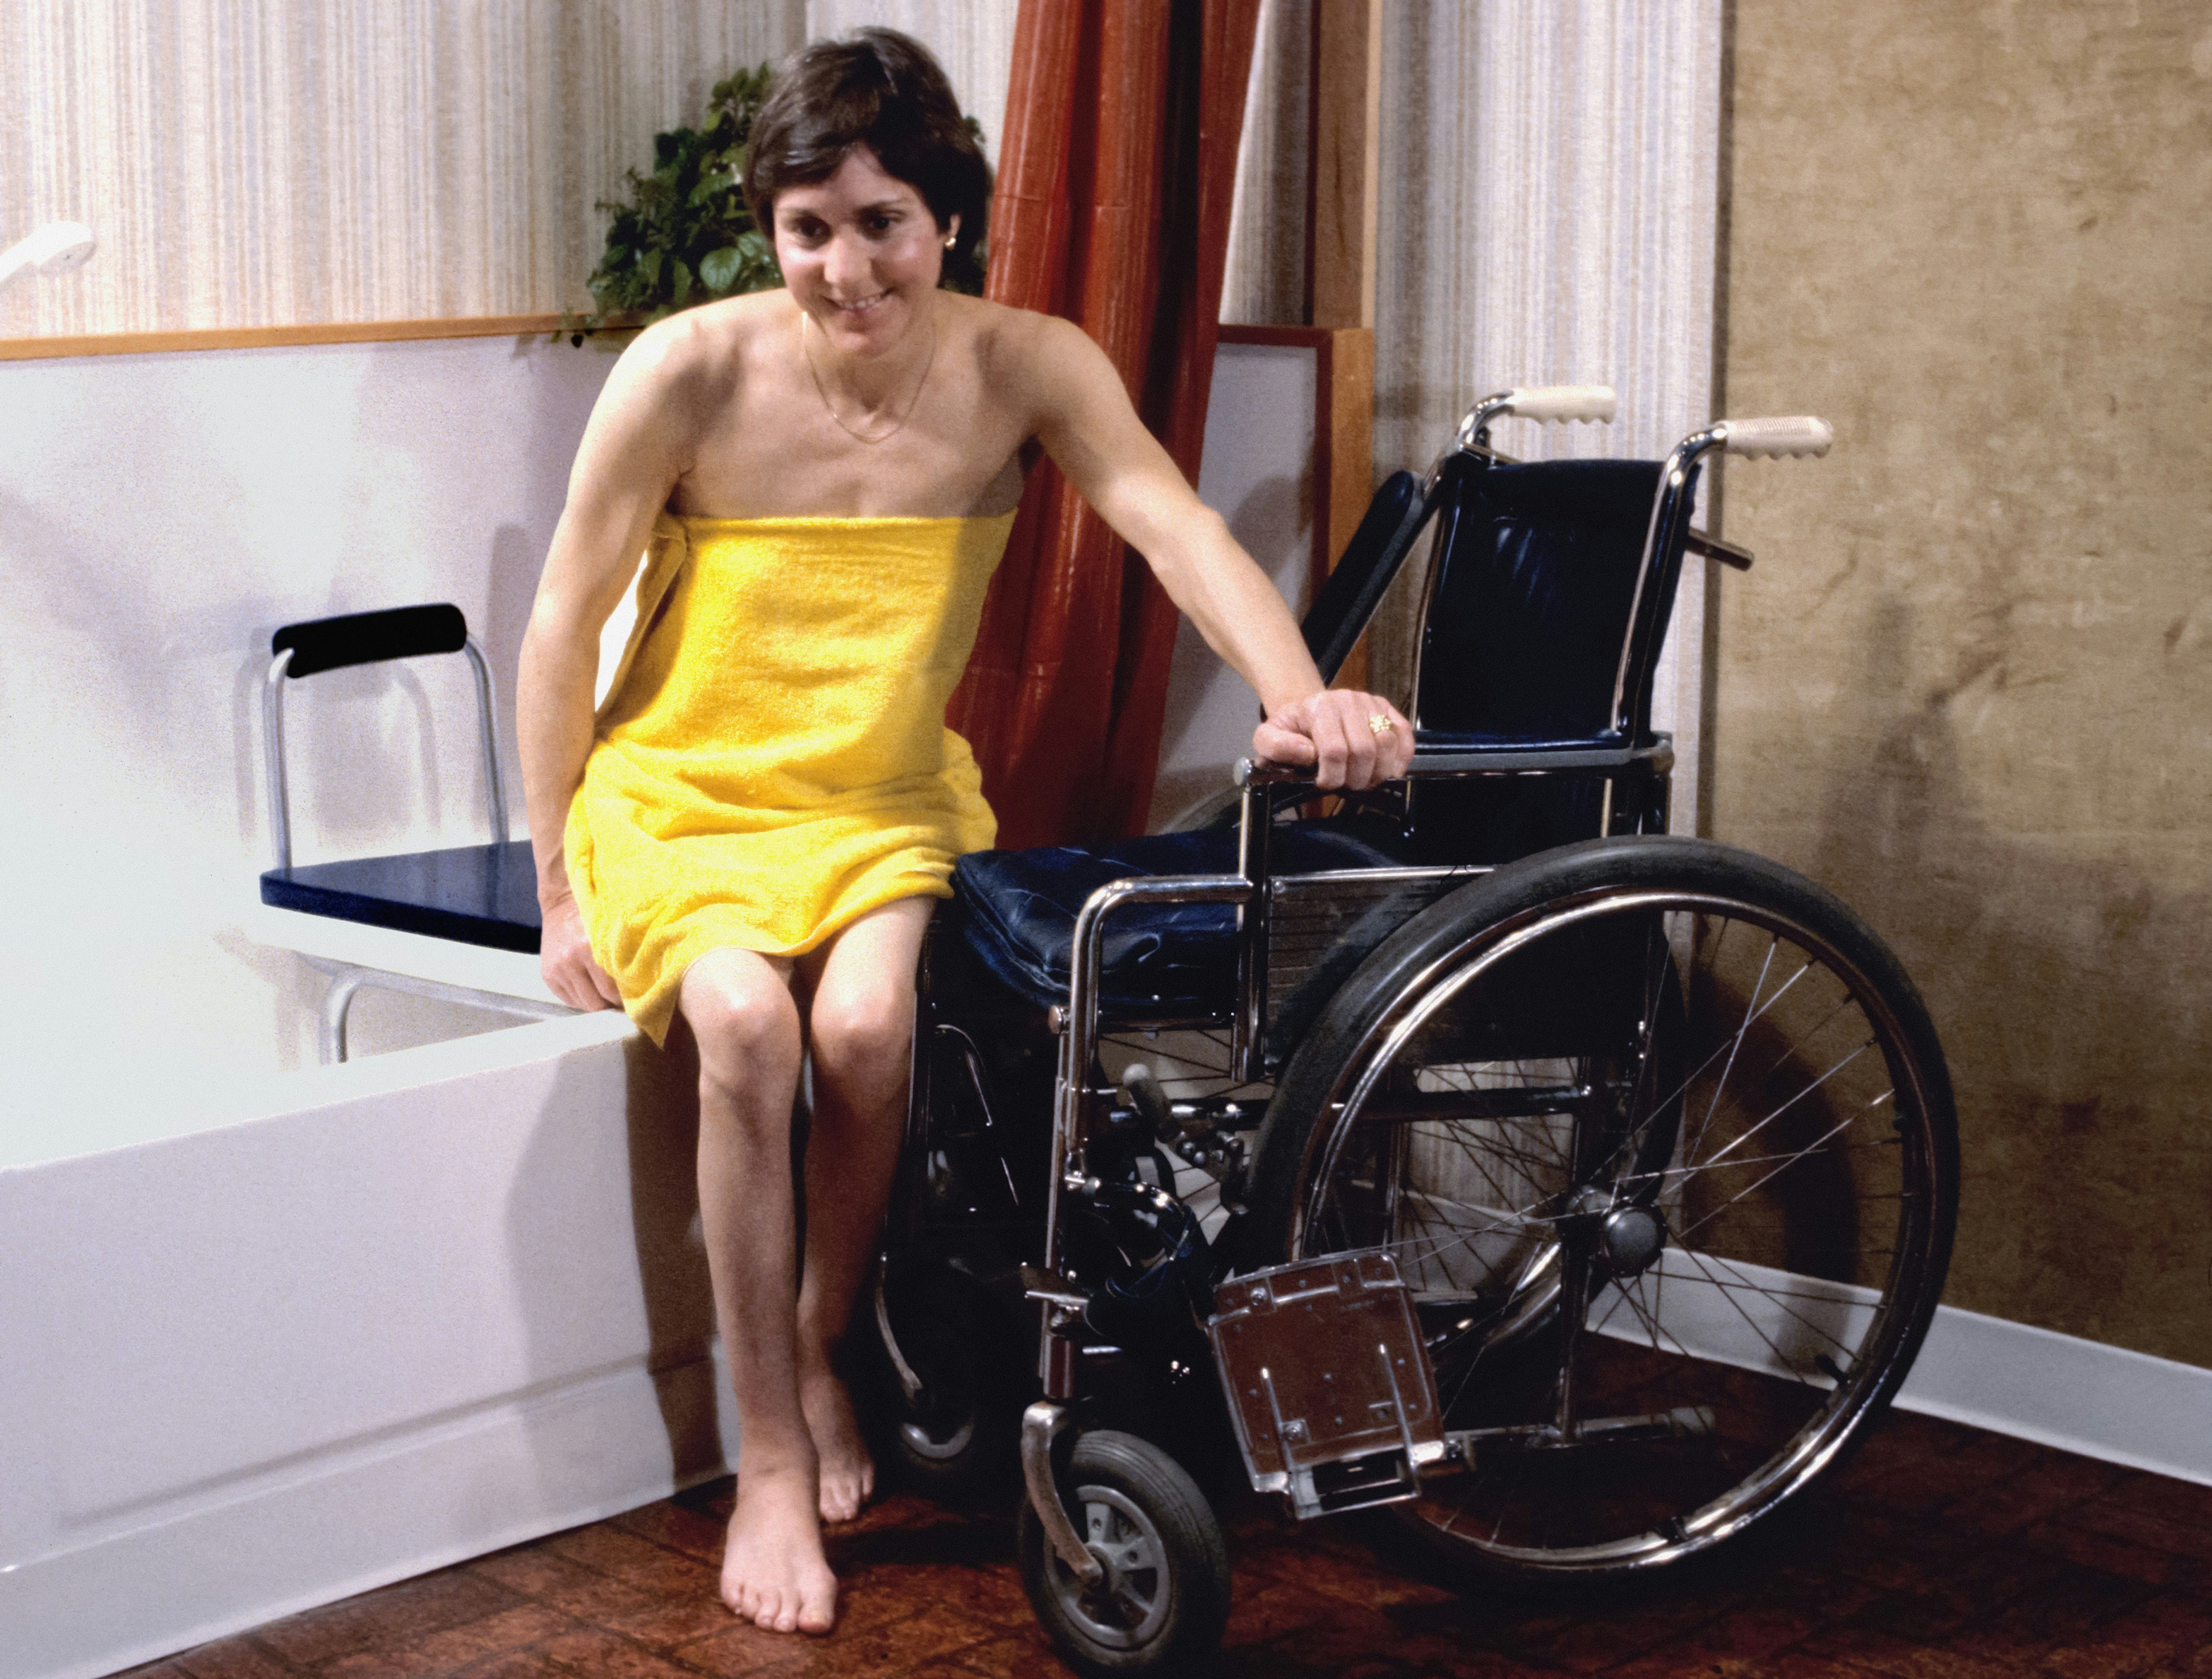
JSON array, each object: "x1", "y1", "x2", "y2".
[
  {"x1": 870, "y1": 1262, "x2": 1020, "y2": 1500},
  {"x1": 1017, "y1": 1430, "x2": 1229, "y2": 1677}
]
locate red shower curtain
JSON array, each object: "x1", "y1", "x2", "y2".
[{"x1": 950, "y1": 0, "x2": 1261, "y2": 848}]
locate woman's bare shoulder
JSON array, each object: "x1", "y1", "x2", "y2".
[
  {"x1": 952, "y1": 295, "x2": 1106, "y2": 426},
  {"x1": 612, "y1": 291, "x2": 791, "y2": 391},
  {"x1": 955, "y1": 294, "x2": 1084, "y2": 361}
]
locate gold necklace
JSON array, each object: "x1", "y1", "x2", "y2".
[{"x1": 800, "y1": 308, "x2": 938, "y2": 445}]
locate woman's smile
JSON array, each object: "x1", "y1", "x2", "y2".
[{"x1": 772, "y1": 146, "x2": 954, "y2": 362}]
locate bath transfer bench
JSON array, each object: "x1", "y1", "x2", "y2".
[
  {"x1": 878, "y1": 388, "x2": 1960, "y2": 1677},
  {"x1": 254, "y1": 603, "x2": 566, "y2": 1062}
]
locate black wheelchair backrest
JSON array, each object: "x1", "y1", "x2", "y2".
[
  {"x1": 1300, "y1": 470, "x2": 1430, "y2": 685},
  {"x1": 1416, "y1": 455, "x2": 1698, "y2": 746}
]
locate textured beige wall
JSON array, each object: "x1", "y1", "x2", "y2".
[{"x1": 1717, "y1": 2, "x2": 2212, "y2": 1363}]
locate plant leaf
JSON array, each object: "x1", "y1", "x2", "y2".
[{"x1": 699, "y1": 246, "x2": 743, "y2": 292}]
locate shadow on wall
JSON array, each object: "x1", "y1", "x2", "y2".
[
  {"x1": 1149, "y1": 462, "x2": 1312, "y2": 828},
  {"x1": 1810, "y1": 598, "x2": 2212, "y2": 1368},
  {"x1": 506, "y1": 1025, "x2": 733, "y2": 1511}
]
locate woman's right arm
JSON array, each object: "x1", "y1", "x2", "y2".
[{"x1": 519, "y1": 330, "x2": 701, "y2": 1010}]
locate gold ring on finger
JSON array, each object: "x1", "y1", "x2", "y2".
[{"x1": 1367, "y1": 713, "x2": 1395, "y2": 737}]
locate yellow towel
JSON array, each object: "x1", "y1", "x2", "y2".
[{"x1": 565, "y1": 512, "x2": 1017, "y2": 1045}]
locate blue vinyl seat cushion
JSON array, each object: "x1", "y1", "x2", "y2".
[
  {"x1": 952, "y1": 820, "x2": 1410, "y2": 1017},
  {"x1": 260, "y1": 838, "x2": 542, "y2": 953}
]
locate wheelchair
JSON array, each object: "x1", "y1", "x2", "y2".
[{"x1": 869, "y1": 388, "x2": 1960, "y2": 1676}]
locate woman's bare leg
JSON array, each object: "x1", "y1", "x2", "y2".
[
  {"x1": 679, "y1": 946, "x2": 839, "y2": 1635},
  {"x1": 792, "y1": 896, "x2": 934, "y2": 1522}
]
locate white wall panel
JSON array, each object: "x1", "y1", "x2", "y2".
[
  {"x1": 1153, "y1": 339, "x2": 1320, "y2": 828},
  {"x1": 0, "y1": 332, "x2": 620, "y2": 1102}
]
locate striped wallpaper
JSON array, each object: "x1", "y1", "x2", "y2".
[
  {"x1": 0, "y1": 0, "x2": 1039, "y2": 339},
  {"x1": 1367, "y1": 0, "x2": 1724, "y2": 807},
  {"x1": 1219, "y1": 0, "x2": 1308, "y2": 329}
]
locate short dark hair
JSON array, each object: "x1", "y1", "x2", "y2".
[{"x1": 744, "y1": 28, "x2": 990, "y2": 288}]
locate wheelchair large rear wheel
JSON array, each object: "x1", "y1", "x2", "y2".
[{"x1": 1243, "y1": 836, "x2": 1957, "y2": 1586}]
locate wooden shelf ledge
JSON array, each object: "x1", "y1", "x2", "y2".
[{"x1": 0, "y1": 313, "x2": 597, "y2": 362}]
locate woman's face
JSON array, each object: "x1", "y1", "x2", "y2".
[{"x1": 772, "y1": 146, "x2": 955, "y2": 360}]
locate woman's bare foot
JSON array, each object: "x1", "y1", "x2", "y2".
[
  {"x1": 721, "y1": 1464, "x2": 838, "y2": 1634},
  {"x1": 801, "y1": 1363, "x2": 876, "y2": 1523}
]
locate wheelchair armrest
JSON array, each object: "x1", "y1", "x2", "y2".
[
  {"x1": 1236, "y1": 732, "x2": 1674, "y2": 790},
  {"x1": 1404, "y1": 734, "x2": 1673, "y2": 778}
]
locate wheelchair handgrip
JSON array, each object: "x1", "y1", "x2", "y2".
[
  {"x1": 1502, "y1": 385, "x2": 1617, "y2": 425},
  {"x1": 273, "y1": 603, "x2": 470, "y2": 677},
  {"x1": 1716, "y1": 416, "x2": 1833, "y2": 459}
]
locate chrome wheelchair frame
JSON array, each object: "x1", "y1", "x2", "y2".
[{"x1": 873, "y1": 392, "x2": 1958, "y2": 1678}]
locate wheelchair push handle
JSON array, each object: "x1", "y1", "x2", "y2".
[
  {"x1": 1714, "y1": 415, "x2": 1833, "y2": 458},
  {"x1": 1452, "y1": 385, "x2": 1617, "y2": 452},
  {"x1": 1499, "y1": 385, "x2": 1618, "y2": 425}
]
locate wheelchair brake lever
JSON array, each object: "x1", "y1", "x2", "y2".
[
  {"x1": 1019, "y1": 1262, "x2": 1089, "y2": 1310},
  {"x1": 1121, "y1": 1062, "x2": 1179, "y2": 1144}
]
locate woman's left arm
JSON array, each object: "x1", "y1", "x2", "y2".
[{"x1": 1024, "y1": 314, "x2": 1412, "y2": 791}]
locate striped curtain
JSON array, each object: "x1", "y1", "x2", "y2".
[{"x1": 1218, "y1": 0, "x2": 1308, "y2": 327}]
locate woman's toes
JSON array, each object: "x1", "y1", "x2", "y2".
[{"x1": 798, "y1": 1573, "x2": 839, "y2": 1635}]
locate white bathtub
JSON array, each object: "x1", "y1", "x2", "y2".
[
  {"x1": 0, "y1": 995, "x2": 737, "y2": 1679},
  {"x1": 0, "y1": 330, "x2": 749, "y2": 1677}
]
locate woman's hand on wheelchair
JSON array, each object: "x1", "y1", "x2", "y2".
[
  {"x1": 540, "y1": 893, "x2": 623, "y2": 1011},
  {"x1": 1253, "y1": 690, "x2": 1413, "y2": 791}
]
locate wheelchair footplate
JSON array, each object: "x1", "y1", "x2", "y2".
[{"x1": 1207, "y1": 1250, "x2": 1446, "y2": 1520}]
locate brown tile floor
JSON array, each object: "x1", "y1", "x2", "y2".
[{"x1": 124, "y1": 1411, "x2": 2212, "y2": 1679}]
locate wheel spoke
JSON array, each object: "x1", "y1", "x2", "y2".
[
  {"x1": 1674, "y1": 1091, "x2": 1894, "y2": 1245},
  {"x1": 1684, "y1": 1039, "x2": 1877, "y2": 1178},
  {"x1": 1683, "y1": 933, "x2": 1787, "y2": 1164}
]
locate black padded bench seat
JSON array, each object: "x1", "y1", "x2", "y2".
[
  {"x1": 951, "y1": 820, "x2": 1411, "y2": 1017},
  {"x1": 260, "y1": 838, "x2": 541, "y2": 954}
]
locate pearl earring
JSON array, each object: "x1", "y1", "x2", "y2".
[{"x1": 944, "y1": 233, "x2": 957, "y2": 248}]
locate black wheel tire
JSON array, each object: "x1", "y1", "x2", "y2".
[
  {"x1": 868, "y1": 1262, "x2": 1022, "y2": 1502},
  {"x1": 1244, "y1": 834, "x2": 1958, "y2": 1589},
  {"x1": 1017, "y1": 1430, "x2": 1232, "y2": 1677}
]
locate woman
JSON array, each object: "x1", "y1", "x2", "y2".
[{"x1": 518, "y1": 28, "x2": 1411, "y2": 1638}]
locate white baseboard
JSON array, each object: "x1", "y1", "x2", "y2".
[
  {"x1": 1588, "y1": 1247, "x2": 2212, "y2": 1488},
  {"x1": 6, "y1": 1352, "x2": 740, "y2": 1679},
  {"x1": 1897, "y1": 1302, "x2": 2212, "y2": 1486}
]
